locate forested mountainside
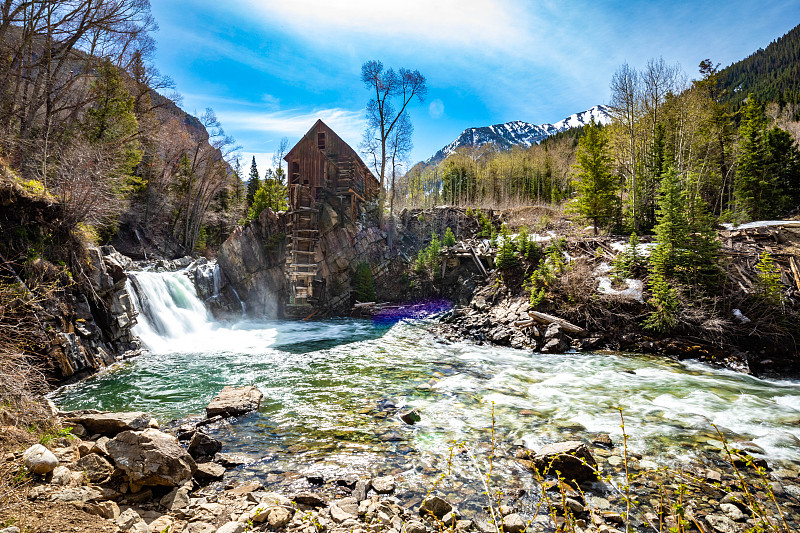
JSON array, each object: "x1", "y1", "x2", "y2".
[
  {"x1": 716, "y1": 22, "x2": 800, "y2": 112},
  {"x1": 0, "y1": 2, "x2": 243, "y2": 265}
]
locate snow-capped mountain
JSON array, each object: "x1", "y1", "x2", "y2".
[{"x1": 428, "y1": 105, "x2": 612, "y2": 164}]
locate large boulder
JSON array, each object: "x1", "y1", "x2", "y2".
[
  {"x1": 206, "y1": 386, "x2": 263, "y2": 418},
  {"x1": 62, "y1": 411, "x2": 157, "y2": 436},
  {"x1": 529, "y1": 441, "x2": 598, "y2": 483},
  {"x1": 22, "y1": 444, "x2": 59, "y2": 474},
  {"x1": 106, "y1": 429, "x2": 196, "y2": 488}
]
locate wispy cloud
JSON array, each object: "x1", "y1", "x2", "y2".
[
  {"x1": 243, "y1": 0, "x2": 533, "y2": 53},
  {"x1": 216, "y1": 107, "x2": 367, "y2": 146}
]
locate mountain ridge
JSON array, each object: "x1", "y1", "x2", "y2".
[{"x1": 428, "y1": 104, "x2": 613, "y2": 164}]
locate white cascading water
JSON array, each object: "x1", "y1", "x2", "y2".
[
  {"x1": 127, "y1": 271, "x2": 215, "y2": 353},
  {"x1": 125, "y1": 270, "x2": 275, "y2": 354}
]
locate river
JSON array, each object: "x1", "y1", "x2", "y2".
[{"x1": 50, "y1": 270, "x2": 800, "y2": 514}]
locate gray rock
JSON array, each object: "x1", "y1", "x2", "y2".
[
  {"x1": 195, "y1": 462, "x2": 226, "y2": 482},
  {"x1": 62, "y1": 411, "x2": 157, "y2": 436},
  {"x1": 206, "y1": 386, "x2": 263, "y2": 418},
  {"x1": 503, "y1": 513, "x2": 526, "y2": 533},
  {"x1": 188, "y1": 431, "x2": 222, "y2": 459},
  {"x1": 107, "y1": 428, "x2": 196, "y2": 488},
  {"x1": 529, "y1": 441, "x2": 598, "y2": 482},
  {"x1": 160, "y1": 486, "x2": 191, "y2": 511},
  {"x1": 184, "y1": 523, "x2": 216, "y2": 533},
  {"x1": 22, "y1": 444, "x2": 58, "y2": 475},
  {"x1": 720, "y1": 503, "x2": 746, "y2": 522},
  {"x1": 259, "y1": 491, "x2": 293, "y2": 507},
  {"x1": 50, "y1": 465, "x2": 72, "y2": 485},
  {"x1": 330, "y1": 496, "x2": 359, "y2": 523},
  {"x1": 292, "y1": 491, "x2": 326, "y2": 507},
  {"x1": 405, "y1": 521, "x2": 427, "y2": 533},
  {"x1": 705, "y1": 514, "x2": 741, "y2": 533},
  {"x1": 420, "y1": 495, "x2": 452, "y2": 519},
  {"x1": 216, "y1": 522, "x2": 244, "y2": 533},
  {"x1": 117, "y1": 508, "x2": 144, "y2": 531},
  {"x1": 48, "y1": 486, "x2": 103, "y2": 502},
  {"x1": 371, "y1": 475, "x2": 395, "y2": 494},
  {"x1": 442, "y1": 511, "x2": 459, "y2": 527},
  {"x1": 253, "y1": 506, "x2": 293, "y2": 528},
  {"x1": 0, "y1": 527, "x2": 20, "y2": 533},
  {"x1": 352, "y1": 479, "x2": 371, "y2": 501},
  {"x1": 75, "y1": 453, "x2": 114, "y2": 484}
]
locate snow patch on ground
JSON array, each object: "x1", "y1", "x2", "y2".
[
  {"x1": 609, "y1": 241, "x2": 658, "y2": 257},
  {"x1": 597, "y1": 277, "x2": 645, "y2": 302},
  {"x1": 721, "y1": 220, "x2": 800, "y2": 230}
]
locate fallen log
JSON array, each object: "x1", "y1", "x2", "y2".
[
  {"x1": 527, "y1": 310, "x2": 588, "y2": 336},
  {"x1": 790, "y1": 256, "x2": 800, "y2": 292}
]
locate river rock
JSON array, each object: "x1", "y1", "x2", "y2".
[
  {"x1": 503, "y1": 513, "x2": 526, "y2": 533},
  {"x1": 529, "y1": 441, "x2": 598, "y2": 482},
  {"x1": 107, "y1": 428, "x2": 196, "y2": 488},
  {"x1": 22, "y1": 444, "x2": 59, "y2": 474},
  {"x1": 719, "y1": 503, "x2": 746, "y2": 521},
  {"x1": 205, "y1": 386, "x2": 263, "y2": 418},
  {"x1": 62, "y1": 411, "x2": 157, "y2": 436},
  {"x1": 330, "y1": 497, "x2": 359, "y2": 523},
  {"x1": 75, "y1": 453, "x2": 114, "y2": 483},
  {"x1": 705, "y1": 514, "x2": 741, "y2": 533},
  {"x1": 405, "y1": 521, "x2": 427, "y2": 533},
  {"x1": 194, "y1": 462, "x2": 226, "y2": 482},
  {"x1": 420, "y1": 495, "x2": 452, "y2": 518},
  {"x1": 292, "y1": 491, "x2": 327, "y2": 507},
  {"x1": 83, "y1": 501, "x2": 120, "y2": 520},
  {"x1": 352, "y1": 479, "x2": 371, "y2": 501},
  {"x1": 188, "y1": 430, "x2": 222, "y2": 459},
  {"x1": 371, "y1": 475, "x2": 395, "y2": 494},
  {"x1": 400, "y1": 409, "x2": 421, "y2": 425}
]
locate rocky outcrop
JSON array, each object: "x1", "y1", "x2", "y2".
[
  {"x1": 47, "y1": 245, "x2": 140, "y2": 382},
  {"x1": 205, "y1": 385, "x2": 263, "y2": 418},
  {"x1": 218, "y1": 208, "x2": 287, "y2": 317}
]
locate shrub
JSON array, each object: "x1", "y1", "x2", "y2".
[
  {"x1": 754, "y1": 251, "x2": 783, "y2": 308},
  {"x1": 613, "y1": 232, "x2": 646, "y2": 279},
  {"x1": 443, "y1": 227, "x2": 456, "y2": 247},
  {"x1": 352, "y1": 262, "x2": 376, "y2": 302}
]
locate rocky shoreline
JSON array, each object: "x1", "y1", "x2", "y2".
[{"x1": 3, "y1": 385, "x2": 799, "y2": 533}]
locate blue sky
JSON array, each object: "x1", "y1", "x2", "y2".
[{"x1": 149, "y1": 1, "x2": 799, "y2": 174}]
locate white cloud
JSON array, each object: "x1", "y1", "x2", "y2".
[
  {"x1": 216, "y1": 107, "x2": 367, "y2": 147},
  {"x1": 240, "y1": 0, "x2": 534, "y2": 54}
]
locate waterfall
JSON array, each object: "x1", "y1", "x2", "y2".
[{"x1": 127, "y1": 270, "x2": 214, "y2": 353}]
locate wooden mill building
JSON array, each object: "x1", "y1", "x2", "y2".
[{"x1": 283, "y1": 120, "x2": 381, "y2": 310}]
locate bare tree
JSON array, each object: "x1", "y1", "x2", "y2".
[{"x1": 361, "y1": 60, "x2": 426, "y2": 221}]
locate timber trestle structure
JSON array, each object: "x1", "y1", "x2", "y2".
[{"x1": 283, "y1": 120, "x2": 381, "y2": 313}]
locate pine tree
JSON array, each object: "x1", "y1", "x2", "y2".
[
  {"x1": 246, "y1": 156, "x2": 260, "y2": 207},
  {"x1": 754, "y1": 252, "x2": 783, "y2": 308},
  {"x1": 443, "y1": 227, "x2": 456, "y2": 247},
  {"x1": 495, "y1": 223, "x2": 519, "y2": 270},
  {"x1": 570, "y1": 120, "x2": 620, "y2": 234},
  {"x1": 651, "y1": 167, "x2": 689, "y2": 277},
  {"x1": 734, "y1": 96, "x2": 768, "y2": 220}
]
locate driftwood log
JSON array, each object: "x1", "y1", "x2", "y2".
[{"x1": 527, "y1": 310, "x2": 588, "y2": 337}]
